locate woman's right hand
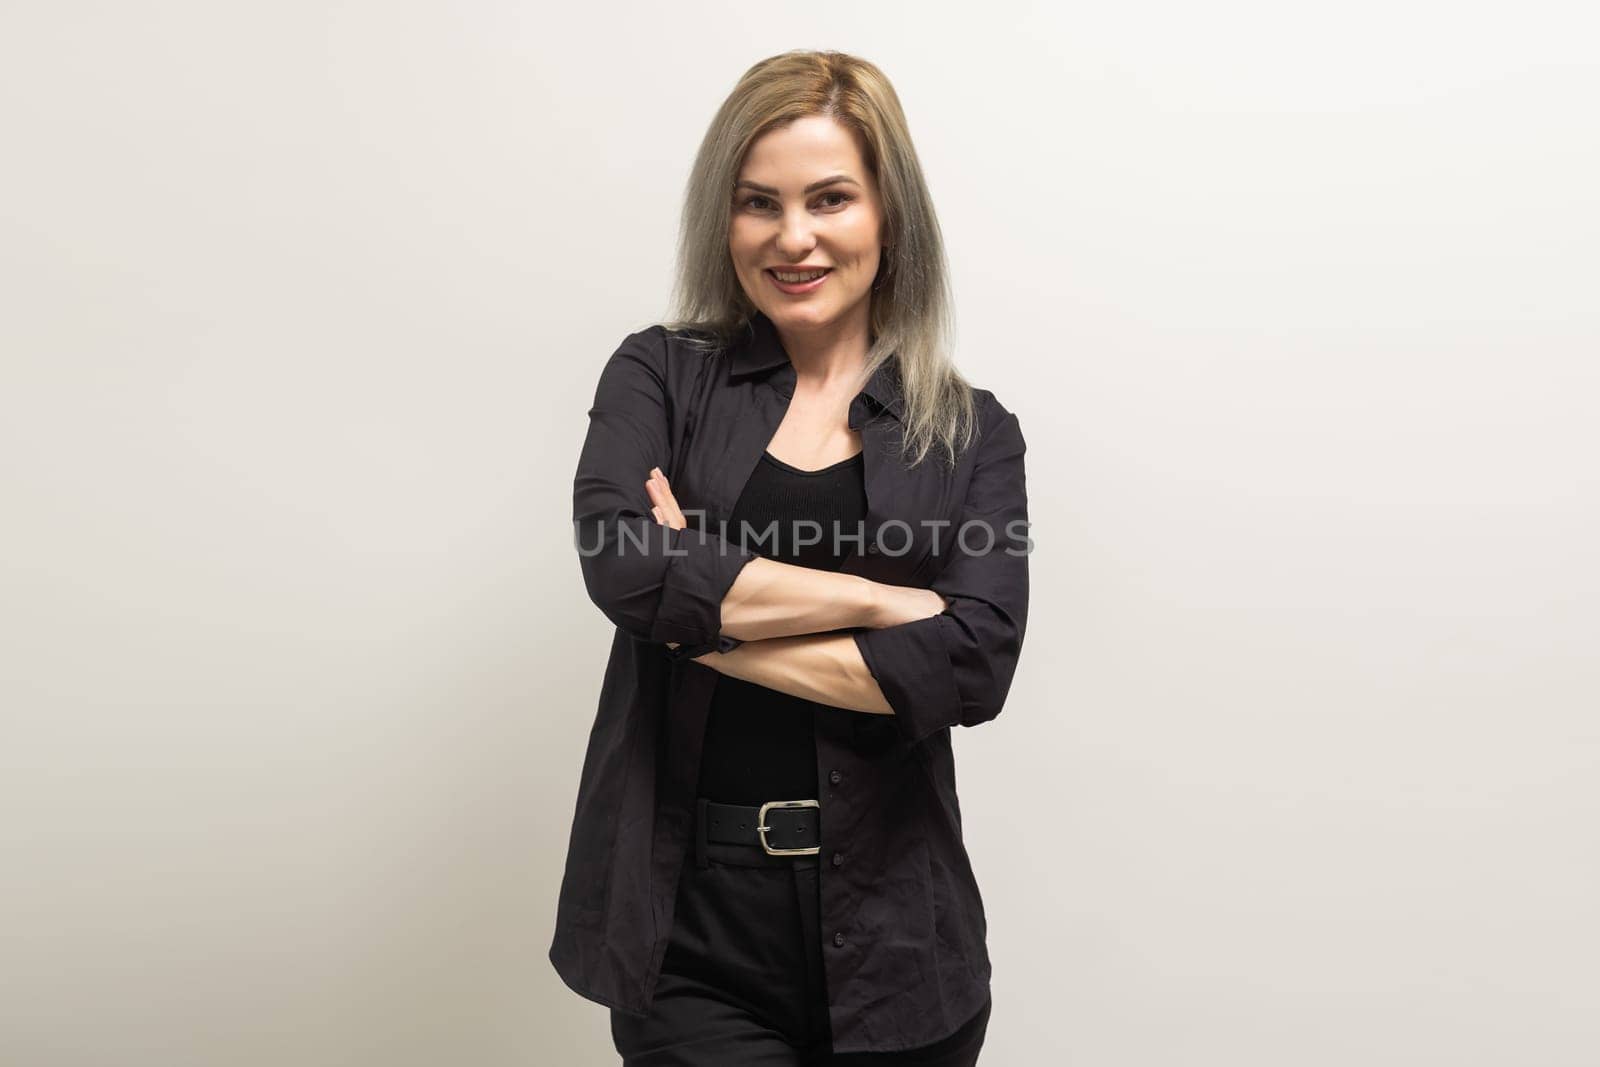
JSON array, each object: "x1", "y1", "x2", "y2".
[{"x1": 866, "y1": 583, "x2": 950, "y2": 629}]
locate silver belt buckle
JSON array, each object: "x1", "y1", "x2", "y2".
[{"x1": 756, "y1": 799, "x2": 821, "y2": 856}]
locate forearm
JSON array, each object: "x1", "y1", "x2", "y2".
[
  {"x1": 717, "y1": 556, "x2": 880, "y2": 643},
  {"x1": 694, "y1": 631, "x2": 893, "y2": 716}
]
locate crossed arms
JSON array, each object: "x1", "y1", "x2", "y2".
[
  {"x1": 644, "y1": 462, "x2": 946, "y2": 717},
  {"x1": 573, "y1": 330, "x2": 1029, "y2": 746}
]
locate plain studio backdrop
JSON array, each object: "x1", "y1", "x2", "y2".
[{"x1": 2, "y1": 2, "x2": 1596, "y2": 1064}]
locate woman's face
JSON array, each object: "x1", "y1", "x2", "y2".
[{"x1": 729, "y1": 115, "x2": 886, "y2": 337}]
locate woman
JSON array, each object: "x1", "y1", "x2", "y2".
[{"x1": 554, "y1": 50, "x2": 1030, "y2": 1064}]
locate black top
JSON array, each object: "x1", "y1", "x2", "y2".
[
  {"x1": 556, "y1": 310, "x2": 1030, "y2": 1053},
  {"x1": 695, "y1": 447, "x2": 868, "y2": 805}
]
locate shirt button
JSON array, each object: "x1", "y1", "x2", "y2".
[
  {"x1": 832, "y1": 851, "x2": 844, "y2": 867},
  {"x1": 829, "y1": 770, "x2": 842, "y2": 785},
  {"x1": 833, "y1": 931, "x2": 846, "y2": 947}
]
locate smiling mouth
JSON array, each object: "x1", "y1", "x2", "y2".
[{"x1": 766, "y1": 268, "x2": 833, "y2": 294}]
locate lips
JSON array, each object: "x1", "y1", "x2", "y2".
[{"x1": 766, "y1": 268, "x2": 832, "y2": 294}]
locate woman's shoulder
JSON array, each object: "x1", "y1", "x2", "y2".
[
  {"x1": 611, "y1": 320, "x2": 732, "y2": 364},
  {"x1": 600, "y1": 322, "x2": 730, "y2": 387},
  {"x1": 659, "y1": 320, "x2": 724, "y2": 346},
  {"x1": 963, "y1": 382, "x2": 1020, "y2": 438}
]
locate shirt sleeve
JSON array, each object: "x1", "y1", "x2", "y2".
[
  {"x1": 851, "y1": 397, "x2": 1030, "y2": 745},
  {"x1": 573, "y1": 327, "x2": 755, "y2": 660}
]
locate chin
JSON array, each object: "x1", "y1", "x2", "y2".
[{"x1": 773, "y1": 306, "x2": 838, "y2": 329}]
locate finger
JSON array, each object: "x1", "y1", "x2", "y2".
[
  {"x1": 649, "y1": 470, "x2": 687, "y2": 530},
  {"x1": 644, "y1": 470, "x2": 686, "y2": 530},
  {"x1": 660, "y1": 488, "x2": 687, "y2": 530},
  {"x1": 645, "y1": 474, "x2": 670, "y2": 514}
]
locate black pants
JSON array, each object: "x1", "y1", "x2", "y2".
[{"x1": 610, "y1": 834, "x2": 990, "y2": 1065}]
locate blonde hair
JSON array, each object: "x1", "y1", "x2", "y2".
[{"x1": 660, "y1": 49, "x2": 979, "y2": 469}]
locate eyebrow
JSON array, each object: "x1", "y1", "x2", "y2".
[{"x1": 733, "y1": 174, "x2": 860, "y2": 196}]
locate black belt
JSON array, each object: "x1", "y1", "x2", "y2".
[{"x1": 696, "y1": 798, "x2": 821, "y2": 857}]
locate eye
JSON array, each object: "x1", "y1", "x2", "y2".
[{"x1": 735, "y1": 191, "x2": 855, "y2": 212}]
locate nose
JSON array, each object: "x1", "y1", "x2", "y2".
[{"x1": 775, "y1": 205, "x2": 817, "y2": 258}]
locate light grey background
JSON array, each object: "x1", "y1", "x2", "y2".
[{"x1": 2, "y1": 2, "x2": 1596, "y2": 1064}]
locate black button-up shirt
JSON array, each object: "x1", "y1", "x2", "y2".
[{"x1": 552, "y1": 310, "x2": 1030, "y2": 1054}]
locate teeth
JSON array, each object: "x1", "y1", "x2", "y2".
[{"x1": 772, "y1": 269, "x2": 829, "y2": 283}]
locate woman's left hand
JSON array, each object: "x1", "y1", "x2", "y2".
[
  {"x1": 647, "y1": 465, "x2": 690, "y2": 654},
  {"x1": 645, "y1": 466, "x2": 687, "y2": 531}
]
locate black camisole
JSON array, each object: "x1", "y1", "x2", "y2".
[{"x1": 695, "y1": 446, "x2": 868, "y2": 805}]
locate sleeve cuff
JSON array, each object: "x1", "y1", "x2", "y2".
[
  {"x1": 664, "y1": 633, "x2": 746, "y2": 661},
  {"x1": 648, "y1": 524, "x2": 755, "y2": 651},
  {"x1": 852, "y1": 616, "x2": 964, "y2": 746}
]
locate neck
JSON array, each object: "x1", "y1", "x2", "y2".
[{"x1": 771, "y1": 305, "x2": 874, "y2": 392}]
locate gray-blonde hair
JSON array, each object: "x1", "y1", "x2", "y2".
[{"x1": 660, "y1": 49, "x2": 979, "y2": 469}]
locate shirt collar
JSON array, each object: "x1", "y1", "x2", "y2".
[{"x1": 729, "y1": 310, "x2": 904, "y2": 421}]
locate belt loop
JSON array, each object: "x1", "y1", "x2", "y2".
[{"x1": 694, "y1": 797, "x2": 709, "y2": 869}]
